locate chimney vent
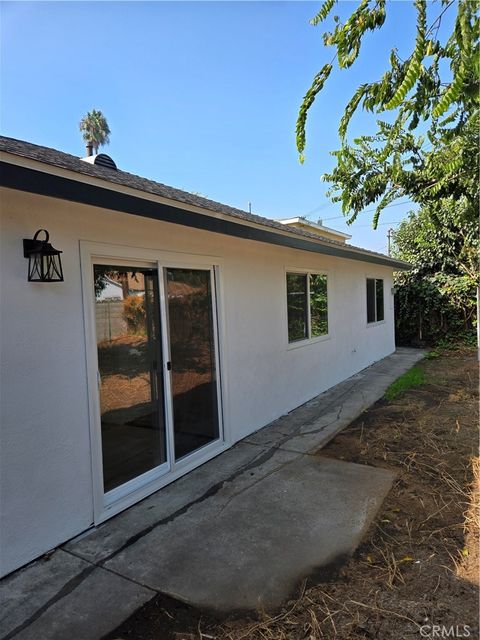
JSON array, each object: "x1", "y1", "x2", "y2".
[{"x1": 85, "y1": 142, "x2": 94, "y2": 157}]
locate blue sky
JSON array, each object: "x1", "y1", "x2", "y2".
[{"x1": 1, "y1": 1, "x2": 432, "y2": 253}]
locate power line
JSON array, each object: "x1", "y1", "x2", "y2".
[
  {"x1": 303, "y1": 201, "x2": 334, "y2": 217},
  {"x1": 302, "y1": 141, "x2": 435, "y2": 221},
  {"x1": 354, "y1": 220, "x2": 402, "y2": 228},
  {"x1": 307, "y1": 199, "x2": 415, "y2": 222}
]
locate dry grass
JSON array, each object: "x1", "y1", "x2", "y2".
[{"x1": 457, "y1": 456, "x2": 480, "y2": 584}]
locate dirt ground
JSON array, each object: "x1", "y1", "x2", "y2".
[{"x1": 105, "y1": 348, "x2": 479, "y2": 640}]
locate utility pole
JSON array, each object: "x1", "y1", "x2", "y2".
[{"x1": 387, "y1": 228, "x2": 393, "y2": 256}]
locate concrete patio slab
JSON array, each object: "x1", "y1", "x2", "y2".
[
  {"x1": 0, "y1": 550, "x2": 88, "y2": 637},
  {"x1": 64, "y1": 441, "x2": 271, "y2": 564},
  {"x1": 0, "y1": 550, "x2": 154, "y2": 640},
  {"x1": 104, "y1": 455, "x2": 395, "y2": 612},
  {"x1": 0, "y1": 348, "x2": 424, "y2": 638}
]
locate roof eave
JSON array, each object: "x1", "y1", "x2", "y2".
[{"x1": 0, "y1": 144, "x2": 411, "y2": 271}]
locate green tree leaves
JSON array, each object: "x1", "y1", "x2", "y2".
[
  {"x1": 384, "y1": 0, "x2": 426, "y2": 110},
  {"x1": 339, "y1": 84, "x2": 368, "y2": 139},
  {"x1": 296, "y1": 63, "x2": 332, "y2": 161},
  {"x1": 296, "y1": 0, "x2": 479, "y2": 226},
  {"x1": 310, "y1": 0, "x2": 337, "y2": 26},
  {"x1": 392, "y1": 196, "x2": 478, "y2": 345},
  {"x1": 433, "y1": 1, "x2": 476, "y2": 117}
]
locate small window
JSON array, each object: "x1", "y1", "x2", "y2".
[
  {"x1": 366, "y1": 278, "x2": 384, "y2": 323},
  {"x1": 287, "y1": 272, "x2": 328, "y2": 343}
]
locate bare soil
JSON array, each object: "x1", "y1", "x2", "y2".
[{"x1": 104, "y1": 348, "x2": 479, "y2": 640}]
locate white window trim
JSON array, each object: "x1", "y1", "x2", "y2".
[
  {"x1": 79, "y1": 240, "x2": 230, "y2": 524},
  {"x1": 366, "y1": 276, "x2": 386, "y2": 327},
  {"x1": 284, "y1": 267, "x2": 331, "y2": 349}
]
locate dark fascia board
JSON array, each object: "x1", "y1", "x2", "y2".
[{"x1": 0, "y1": 161, "x2": 410, "y2": 270}]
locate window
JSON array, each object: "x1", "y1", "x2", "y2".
[
  {"x1": 286, "y1": 272, "x2": 328, "y2": 343},
  {"x1": 366, "y1": 278, "x2": 384, "y2": 323}
]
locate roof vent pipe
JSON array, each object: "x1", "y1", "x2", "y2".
[{"x1": 85, "y1": 142, "x2": 94, "y2": 157}]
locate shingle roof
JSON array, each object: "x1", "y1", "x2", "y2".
[{"x1": 0, "y1": 135, "x2": 410, "y2": 269}]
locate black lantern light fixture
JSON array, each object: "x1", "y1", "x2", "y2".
[{"x1": 23, "y1": 229, "x2": 64, "y2": 282}]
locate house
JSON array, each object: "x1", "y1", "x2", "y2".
[
  {"x1": 278, "y1": 216, "x2": 352, "y2": 243},
  {"x1": 0, "y1": 136, "x2": 409, "y2": 577}
]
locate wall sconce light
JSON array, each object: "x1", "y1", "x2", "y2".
[{"x1": 23, "y1": 229, "x2": 64, "y2": 282}]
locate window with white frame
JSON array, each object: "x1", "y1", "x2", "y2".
[
  {"x1": 286, "y1": 272, "x2": 328, "y2": 343},
  {"x1": 366, "y1": 278, "x2": 384, "y2": 323}
]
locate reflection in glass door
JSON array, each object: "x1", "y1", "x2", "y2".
[
  {"x1": 165, "y1": 268, "x2": 220, "y2": 460},
  {"x1": 94, "y1": 265, "x2": 166, "y2": 493}
]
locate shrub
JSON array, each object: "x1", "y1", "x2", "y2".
[
  {"x1": 123, "y1": 295, "x2": 146, "y2": 334},
  {"x1": 394, "y1": 273, "x2": 476, "y2": 347}
]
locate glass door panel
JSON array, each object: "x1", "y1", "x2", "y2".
[
  {"x1": 94, "y1": 265, "x2": 166, "y2": 493},
  {"x1": 165, "y1": 268, "x2": 220, "y2": 460}
]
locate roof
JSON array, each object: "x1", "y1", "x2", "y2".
[
  {"x1": 278, "y1": 217, "x2": 352, "y2": 241},
  {"x1": 0, "y1": 136, "x2": 410, "y2": 270}
]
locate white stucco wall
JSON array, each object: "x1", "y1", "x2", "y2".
[{"x1": 0, "y1": 185, "x2": 395, "y2": 576}]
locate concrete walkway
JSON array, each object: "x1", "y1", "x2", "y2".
[{"x1": 0, "y1": 348, "x2": 424, "y2": 640}]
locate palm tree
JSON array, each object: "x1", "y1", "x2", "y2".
[{"x1": 79, "y1": 109, "x2": 111, "y2": 155}]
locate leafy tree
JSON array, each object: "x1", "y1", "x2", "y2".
[
  {"x1": 392, "y1": 196, "x2": 478, "y2": 281},
  {"x1": 296, "y1": 1, "x2": 479, "y2": 350},
  {"x1": 391, "y1": 197, "x2": 477, "y2": 345},
  {"x1": 79, "y1": 109, "x2": 111, "y2": 154},
  {"x1": 296, "y1": 0, "x2": 479, "y2": 226}
]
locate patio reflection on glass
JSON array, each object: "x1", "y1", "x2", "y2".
[{"x1": 94, "y1": 265, "x2": 166, "y2": 493}]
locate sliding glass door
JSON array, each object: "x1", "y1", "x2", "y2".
[
  {"x1": 164, "y1": 268, "x2": 220, "y2": 460},
  {"x1": 93, "y1": 261, "x2": 221, "y2": 500},
  {"x1": 94, "y1": 265, "x2": 166, "y2": 493}
]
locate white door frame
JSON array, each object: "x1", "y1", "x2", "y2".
[{"x1": 80, "y1": 240, "x2": 230, "y2": 524}]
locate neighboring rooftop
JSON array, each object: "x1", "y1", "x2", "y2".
[
  {"x1": 0, "y1": 136, "x2": 409, "y2": 270},
  {"x1": 278, "y1": 216, "x2": 352, "y2": 244}
]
